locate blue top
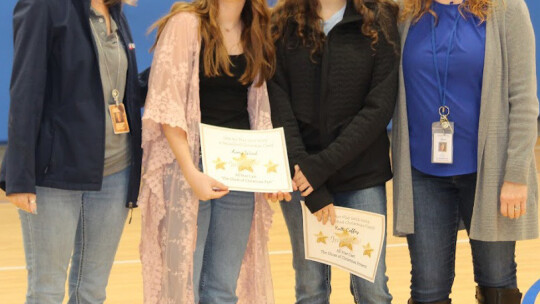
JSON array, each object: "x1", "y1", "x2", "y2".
[
  {"x1": 323, "y1": 4, "x2": 347, "y2": 35},
  {"x1": 403, "y1": 1, "x2": 486, "y2": 177}
]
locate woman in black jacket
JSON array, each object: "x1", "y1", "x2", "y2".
[
  {"x1": 0, "y1": 0, "x2": 147, "y2": 302},
  {"x1": 268, "y1": 0, "x2": 399, "y2": 302}
]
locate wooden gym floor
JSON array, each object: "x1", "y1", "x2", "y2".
[{"x1": 1, "y1": 148, "x2": 539, "y2": 303}]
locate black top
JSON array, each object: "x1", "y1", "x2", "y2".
[
  {"x1": 0, "y1": 0, "x2": 149, "y2": 207},
  {"x1": 268, "y1": 2, "x2": 400, "y2": 212},
  {"x1": 199, "y1": 48, "x2": 251, "y2": 130}
]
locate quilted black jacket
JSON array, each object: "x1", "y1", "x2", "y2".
[{"x1": 268, "y1": 2, "x2": 400, "y2": 212}]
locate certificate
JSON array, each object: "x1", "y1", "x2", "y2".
[
  {"x1": 199, "y1": 123, "x2": 293, "y2": 193},
  {"x1": 301, "y1": 202, "x2": 385, "y2": 283}
]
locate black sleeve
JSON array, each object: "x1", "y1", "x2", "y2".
[
  {"x1": 297, "y1": 20, "x2": 400, "y2": 190},
  {"x1": 0, "y1": 0, "x2": 51, "y2": 194},
  {"x1": 303, "y1": 184, "x2": 334, "y2": 213},
  {"x1": 267, "y1": 38, "x2": 309, "y2": 168},
  {"x1": 138, "y1": 67, "x2": 150, "y2": 107},
  {"x1": 267, "y1": 37, "x2": 334, "y2": 213}
]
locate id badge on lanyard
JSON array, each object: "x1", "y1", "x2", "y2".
[
  {"x1": 109, "y1": 89, "x2": 130, "y2": 135},
  {"x1": 432, "y1": 106, "x2": 454, "y2": 164},
  {"x1": 89, "y1": 21, "x2": 130, "y2": 136},
  {"x1": 430, "y1": 13, "x2": 460, "y2": 164}
]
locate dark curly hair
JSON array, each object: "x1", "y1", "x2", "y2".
[{"x1": 271, "y1": 0, "x2": 399, "y2": 60}]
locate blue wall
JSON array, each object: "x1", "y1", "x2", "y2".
[
  {"x1": 123, "y1": 1, "x2": 178, "y2": 76},
  {"x1": 0, "y1": 0, "x2": 178, "y2": 143},
  {"x1": 530, "y1": 0, "x2": 540, "y2": 109},
  {"x1": 0, "y1": 0, "x2": 538, "y2": 142},
  {"x1": 0, "y1": 0, "x2": 15, "y2": 143}
]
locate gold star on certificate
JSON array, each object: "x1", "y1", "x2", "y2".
[
  {"x1": 213, "y1": 158, "x2": 226, "y2": 170},
  {"x1": 264, "y1": 160, "x2": 278, "y2": 173},
  {"x1": 315, "y1": 231, "x2": 328, "y2": 244},
  {"x1": 335, "y1": 230, "x2": 358, "y2": 251},
  {"x1": 233, "y1": 153, "x2": 256, "y2": 172},
  {"x1": 363, "y1": 243, "x2": 374, "y2": 258}
]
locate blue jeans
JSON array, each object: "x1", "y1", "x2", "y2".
[
  {"x1": 193, "y1": 191, "x2": 255, "y2": 304},
  {"x1": 280, "y1": 186, "x2": 392, "y2": 304},
  {"x1": 408, "y1": 168, "x2": 517, "y2": 302},
  {"x1": 18, "y1": 167, "x2": 130, "y2": 304}
]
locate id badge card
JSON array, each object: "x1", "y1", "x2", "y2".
[
  {"x1": 109, "y1": 104, "x2": 130, "y2": 134},
  {"x1": 432, "y1": 121, "x2": 454, "y2": 164}
]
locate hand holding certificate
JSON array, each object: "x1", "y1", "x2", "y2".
[
  {"x1": 301, "y1": 202, "x2": 385, "y2": 283},
  {"x1": 199, "y1": 123, "x2": 293, "y2": 193}
]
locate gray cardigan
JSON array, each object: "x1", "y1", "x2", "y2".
[{"x1": 392, "y1": 0, "x2": 539, "y2": 241}]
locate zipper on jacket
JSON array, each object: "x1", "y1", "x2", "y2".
[
  {"x1": 86, "y1": 13, "x2": 107, "y2": 181},
  {"x1": 283, "y1": 6, "x2": 361, "y2": 150},
  {"x1": 45, "y1": 128, "x2": 57, "y2": 175},
  {"x1": 128, "y1": 201, "x2": 134, "y2": 224},
  {"x1": 317, "y1": 7, "x2": 362, "y2": 147},
  {"x1": 109, "y1": 10, "x2": 139, "y2": 210},
  {"x1": 319, "y1": 35, "x2": 332, "y2": 147}
]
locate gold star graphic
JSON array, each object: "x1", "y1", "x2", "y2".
[
  {"x1": 315, "y1": 231, "x2": 328, "y2": 244},
  {"x1": 363, "y1": 243, "x2": 374, "y2": 258},
  {"x1": 233, "y1": 153, "x2": 256, "y2": 172},
  {"x1": 264, "y1": 160, "x2": 278, "y2": 173},
  {"x1": 213, "y1": 158, "x2": 226, "y2": 170},
  {"x1": 335, "y1": 229, "x2": 358, "y2": 251}
]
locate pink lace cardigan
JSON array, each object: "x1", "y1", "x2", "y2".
[{"x1": 138, "y1": 12, "x2": 275, "y2": 304}]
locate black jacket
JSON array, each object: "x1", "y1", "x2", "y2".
[
  {"x1": 268, "y1": 3, "x2": 399, "y2": 213},
  {"x1": 0, "y1": 0, "x2": 149, "y2": 207}
]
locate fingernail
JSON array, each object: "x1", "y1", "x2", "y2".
[{"x1": 30, "y1": 203, "x2": 37, "y2": 215}]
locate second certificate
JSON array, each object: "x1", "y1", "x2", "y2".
[{"x1": 200, "y1": 123, "x2": 293, "y2": 193}]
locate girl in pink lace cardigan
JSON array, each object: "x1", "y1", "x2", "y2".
[{"x1": 138, "y1": 0, "x2": 286, "y2": 303}]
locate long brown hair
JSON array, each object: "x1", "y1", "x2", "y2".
[
  {"x1": 401, "y1": 0, "x2": 494, "y2": 23},
  {"x1": 271, "y1": 0, "x2": 399, "y2": 59},
  {"x1": 151, "y1": 0, "x2": 275, "y2": 87}
]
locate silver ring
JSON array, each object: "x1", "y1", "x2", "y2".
[
  {"x1": 30, "y1": 200, "x2": 36, "y2": 205},
  {"x1": 439, "y1": 106, "x2": 450, "y2": 116},
  {"x1": 514, "y1": 206, "x2": 521, "y2": 211}
]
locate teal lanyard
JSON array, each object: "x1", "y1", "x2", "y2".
[{"x1": 431, "y1": 11, "x2": 460, "y2": 110}]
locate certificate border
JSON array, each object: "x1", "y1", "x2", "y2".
[
  {"x1": 301, "y1": 202, "x2": 386, "y2": 283},
  {"x1": 199, "y1": 123, "x2": 293, "y2": 193}
]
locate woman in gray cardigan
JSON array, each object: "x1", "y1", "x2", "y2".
[{"x1": 393, "y1": 0, "x2": 538, "y2": 303}]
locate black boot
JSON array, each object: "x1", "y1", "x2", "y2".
[
  {"x1": 408, "y1": 298, "x2": 452, "y2": 304},
  {"x1": 476, "y1": 286, "x2": 522, "y2": 304}
]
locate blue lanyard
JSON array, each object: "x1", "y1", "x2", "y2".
[{"x1": 431, "y1": 11, "x2": 460, "y2": 109}]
